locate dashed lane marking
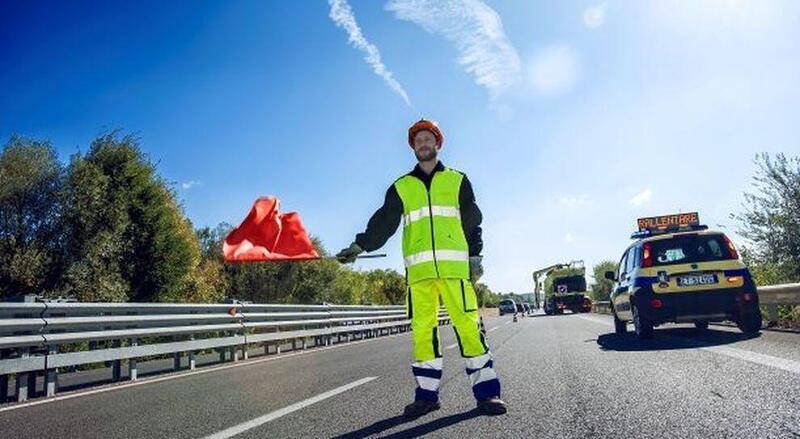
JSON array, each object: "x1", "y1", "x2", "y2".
[{"x1": 201, "y1": 377, "x2": 378, "y2": 439}]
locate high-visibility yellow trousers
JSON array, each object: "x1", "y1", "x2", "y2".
[{"x1": 406, "y1": 278, "x2": 501, "y2": 402}]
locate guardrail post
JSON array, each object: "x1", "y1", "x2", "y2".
[
  {"x1": 129, "y1": 338, "x2": 138, "y2": 381},
  {"x1": 766, "y1": 304, "x2": 779, "y2": 326},
  {"x1": 1, "y1": 349, "x2": 9, "y2": 402},
  {"x1": 174, "y1": 351, "x2": 181, "y2": 371},
  {"x1": 45, "y1": 345, "x2": 58, "y2": 397},
  {"x1": 219, "y1": 348, "x2": 226, "y2": 363},
  {"x1": 112, "y1": 340, "x2": 122, "y2": 381},
  {"x1": 15, "y1": 347, "x2": 31, "y2": 402},
  {"x1": 189, "y1": 336, "x2": 196, "y2": 370}
]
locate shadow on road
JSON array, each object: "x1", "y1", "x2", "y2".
[
  {"x1": 597, "y1": 327, "x2": 760, "y2": 352},
  {"x1": 334, "y1": 409, "x2": 481, "y2": 439}
]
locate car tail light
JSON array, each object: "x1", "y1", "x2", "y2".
[
  {"x1": 642, "y1": 242, "x2": 654, "y2": 268},
  {"x1": 722, "y1": 234, "x2": 739, "y2": 260},
  {"x1": 727, "y1": 276, "x2": 743, "y2": 284},
  {"x1": 650, "y1": 298, "x2": 663, "y2": 309}
]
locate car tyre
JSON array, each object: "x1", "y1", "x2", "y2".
[
  {"x1": 736, "y1": 312, "x2": 762, "y2": 335},
  {"x1": 613, "y1": 310, "x2": 627, "y2": 335},
  {"x1": 632, "y1": 302, "x2": 653, "y2": 339}
]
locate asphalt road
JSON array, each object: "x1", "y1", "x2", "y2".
[{"x1": 2, "y1": 313, "x2": 799, "y2": 438}]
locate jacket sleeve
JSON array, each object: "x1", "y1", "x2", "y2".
[
  {"x1": 354, "y1": 185, "x2": 403, "y2": 252},
  {"x1": 459, "y1": 175, "x2": 483, "y2": 257}
]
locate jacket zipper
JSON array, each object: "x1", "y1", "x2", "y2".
[{"x1": 425, "y1": 179, "x2": 440, "y2": 277}]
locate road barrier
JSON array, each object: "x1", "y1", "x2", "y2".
[
  {"x1": 591, "y1": 283, "x2": 800, "y2": 325},
  {"x1": 0, "y1": 300, "x2": 450, "y2": 403}
]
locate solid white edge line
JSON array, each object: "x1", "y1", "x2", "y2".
[
  {"x1": 575, "y1": 315, "x2": 800, "y2": 375},
  {"x1": 201, "y1": 377, "x2": 378, "y2": 439},
  {"x1": 0, "y1": 331, "x2": 408, "y2": 414},
  {"x1": 445, "y1": 343, "x2": 459, "y2": 350}
]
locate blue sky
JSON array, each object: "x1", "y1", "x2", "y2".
[{"x1": 2, "y1": 1, "x2": 799, "y2": 293}]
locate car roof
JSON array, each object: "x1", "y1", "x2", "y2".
[{"x1": 637, "y1": 228, "x2": 725, "y2": 244}]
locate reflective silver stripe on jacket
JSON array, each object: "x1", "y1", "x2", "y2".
[
  {"x1": 403, "y1": 250, "x2": 469, "y2": 267},
  {"x1": 402, "y1": 206, "x2": 461, "y2": 226}
]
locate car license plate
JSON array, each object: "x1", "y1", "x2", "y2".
[{"x1": 677, "y1": 274, "x2": 718, "y2": 286}]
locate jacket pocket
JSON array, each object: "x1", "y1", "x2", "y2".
[{"x1": 461, "y1": 280, "x2": 478, "y2": 312}]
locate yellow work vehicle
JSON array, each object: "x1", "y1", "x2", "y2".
[{"x1": 606, "y1": 212, "x2": 762, "y2": 339}]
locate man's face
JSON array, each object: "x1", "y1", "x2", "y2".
[{"x1": 413, "y1": 130, "x2": 440, "y2": 162}]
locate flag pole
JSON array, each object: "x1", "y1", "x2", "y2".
[{"x1": 322, "y1": 253, "x2": 387, "y2": 260}]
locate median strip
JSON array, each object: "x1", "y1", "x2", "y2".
[{"x1": 201, "y1": 377, "x2": 378, "y2": 439}]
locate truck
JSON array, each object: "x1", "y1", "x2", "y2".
[{"x1": 533, "y1": 260, "x2": 592, "y2": 315}]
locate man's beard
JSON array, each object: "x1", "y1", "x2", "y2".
[{"x1": 415, "y1": 146, "x2": 438, "y2": 162}]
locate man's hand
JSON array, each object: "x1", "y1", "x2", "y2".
[
  {"x1": 336, "y1": 242, "x2": 364, "y2": 264},
  {"x1": 469, "y1": 256, "x2": 484, "y2": 282}
]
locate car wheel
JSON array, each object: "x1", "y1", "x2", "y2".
[
  {"x1": 613, "y1": 310, "x2": 627, "y2": 335},
  {"x1": 632, "y1": 302, "x2": 653, "y2": 339},
  {"x1": 736, "y1": 312, "x2": 762, "y2": 335},
  {"x1": 694, "y1": 321, "x2": 709, "y2": 330}
]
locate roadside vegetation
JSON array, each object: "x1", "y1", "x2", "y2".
[{"x1": 0, "y1": 133, "x2": 499, "y2": 305}]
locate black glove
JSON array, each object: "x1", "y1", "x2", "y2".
[
  {"x1": 336, "y1": 242, "x2": 364, "y2": 264},
  {"x1": 469, "y1": 256, "x2": 484, "y2": 282}
]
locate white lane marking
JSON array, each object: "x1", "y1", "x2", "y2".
[
  {"x1": 0, "y1": 331, "x2": 408, "y2": 414},
  {"x1": 201, "y1": 377, "x2": 378, "y2": 439},
  {"x1": 575, "y1": 315, "x2": 800, "y2": 376},
  {"x1": 488, "y1": 327, "x2": 499, "y2": 333},
  {"x1": 701, "y1": 346, "x2": 800, "y2": 375},
  {"x1": 445, "y1": 343, "x2": 459, "y2": 350},
  {"x1": 504, "y1": 320, "x2": 513, "y2": 325}
]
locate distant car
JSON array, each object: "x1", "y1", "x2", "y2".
[
  {"x1": 498, "y1": 299, "x2": 517, "y2": 316},
  {"x1": 608, "y1": 213, "x2": 761, "y2": 339}
]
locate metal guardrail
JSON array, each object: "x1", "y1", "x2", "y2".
[
  {"x1": 591, "y1": 283, "x2": 800, "y2": 324},
  {"x1": 0, "y1": 301, "x2": 450, "y2": 403}
]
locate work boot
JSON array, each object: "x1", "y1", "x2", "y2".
[
  {"x1": 477, "y1": 397, "x2": 507, "y2": 416},
  {"x1": 403, "y1": 399, "x2": 441, "y2": 419}
]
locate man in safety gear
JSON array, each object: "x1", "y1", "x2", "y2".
[{"x1": 337, "y1": 119, "x2": 507, "y2": 418}]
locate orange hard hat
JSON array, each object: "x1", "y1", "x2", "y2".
[{"x1": 408, "y1": 119, "x2": 444, "y2": 147}]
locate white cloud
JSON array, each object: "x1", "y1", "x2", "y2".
[
  {"x1": 181, "y1": 180, "x2": 203, "y2": 190},
  {"x1": 558, "y1": 194, "x2": 590, "y2": 208},
  {"x1": 528, "y1": 45, "x2": 580, "y2": 96},
  {"x1": 328, "y1": 0, "x2": 413, "y2": 108},
  {"x1": 385, "y1": 0, "x2": 521, "y2": 100},
  {"x1": 583, "y1": 3, "x2": 607, "y2": 29},
  {"x1": 629, "y1": 189, "x2": 653, "y2": 206},
  {"x1": 564, "y1": 233, "x2": 576, "y2": 243}
]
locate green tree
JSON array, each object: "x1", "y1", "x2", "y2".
[
  {"x1": 364, "y1": 269, "x2": 406, "y2": 305},
  {"x1": 590, "y1": 260, "x2": 618, "y2": 301},
  {"x1": 733, "y1": 153, "x2": 800, "y2": 282},
  {"x1": 61, "y1": 132, "x2": 206, "y2": 302},
  {"x1": 0, "y1": 136, "x2": 64, "y2": 298}
]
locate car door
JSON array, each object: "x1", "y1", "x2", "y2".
[{"x1": 614, "y1": 246, "x2": 636, "y2": 320}]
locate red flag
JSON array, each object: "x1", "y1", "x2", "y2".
[{"x1": 223, "y1": 197, "x2": 320, "y2": 262}]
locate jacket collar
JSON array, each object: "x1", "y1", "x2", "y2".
[{"x1": 410, "y1": 161, "x2": 444, "y2": 181}]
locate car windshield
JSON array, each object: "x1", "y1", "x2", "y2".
[
  {"x1": 651, "y1": 233, "x2": 733, "y2": 266},
  {"x1": 553, "y1": 275, "x2": 586, "y2": 293}
]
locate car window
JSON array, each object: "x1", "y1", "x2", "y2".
[
  {"x1": 651, "y1": 234, "x2": 732, "y2": 266},
  {"x1": 625, "y1": 247, "x2": 637, "y2": 273},
  {"x1": 618, "y1": 252, "x2": 628, "y2": 279}
]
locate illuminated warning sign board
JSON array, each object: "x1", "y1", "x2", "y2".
[{"x1": 637, "y1": 212, "x2": 699, "y2": 232}]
